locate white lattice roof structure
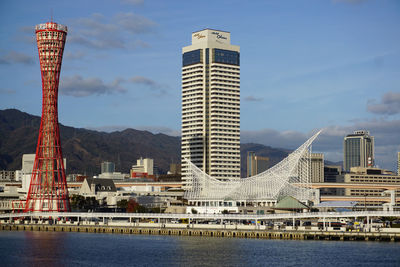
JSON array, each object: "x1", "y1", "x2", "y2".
[{"x1": 184, "y1": 130, "x2": 322, "y2": 202}]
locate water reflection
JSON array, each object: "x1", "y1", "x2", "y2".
[
  {"x1": 21, "y1": 231, "x2": 66, "y2": 266},
  {"x1": 175, "y1": 237, "x2": 245, "y2": 266}
]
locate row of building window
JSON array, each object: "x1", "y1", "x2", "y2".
[
  {"x1": 182, "y1": 114, "x2": 204, "y2": 119},
  {"x1": 211, "y1": 88, "x2": 240, "y2": 94},
  {"x1": 210, "y1": 96, "x2": 240, "y2": 102},
  {"x1": 182, "y1": 90, "x2": 204, "y2": 96},
  {"x1": 182, "y1": 74, "x2": 203, "y2": 80},
  {"x1": 210, "y1": 65, "x2": 240, "y2": 71},
  {"x1": 182, "y1": 84, "x2": 204, "y2": 90},
  {"x1": 210, "y1": 75, "x2": 240, "y2": 80},
  {"x1": 210, "y1": 127, "x2": 240, "y2": 131},
  {"x1": 211, "y1": 169, "x2": 240, "y2": 173},
  {"x1": 182, "y1": 49, "x2": 202, "y2": 66},
  {"x1": 183, "y1": 49, "x2": 240, "y2": 67},
  {"x1": 210, "y1": 115, "x2": 239, "y2": 120},
  {"x1": 182, "y1": 111, "x2": 240, "y2": 118},
  {"x1": 210, "y1": 103, "x2": 240, "y2": 108},
  {"x1": 209, "y1": 128, "x2": 240, "y2": 133},
  {"x1": 210, "y1": 79, "x2": 240, "y2": 85},
  {"x1": 213, "y1": 49, "x2": 240, "y2": 66},
  {"x1": 212, "y1": 110, "x2": 240, "y2": 115},
  {"x1": 182, "y1": 79, "x2": 203, "y2": 85},
  {"x1": 182, "y1": 97, "x2": 203, "y2": 103},
  {"x1": 210, "y1": 70, "x2": 239, "y2": 75},
  {"x1": 182, "y1": 107, "x2": 206, "y2": 112},
  {"x1": 182, "y1": 101, "x2": 204, "y2": 107},
  {"x1": 182, "y1": 95, "x2": 203, "y2": 101},
  {"x1": 181, "y1": 117, "x2": 201, "y2": 123},
  {"x1": 182, "y1": 69, "x2": 203, "y2": 76},
  {"x1": 210, "y1": 83, "x2": 240, "y2": 89},
  {"x1": 209, "y1": 106, "x2": 240, "y2": 110}
]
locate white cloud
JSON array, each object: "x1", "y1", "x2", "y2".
[
  {"x1": 0, "y1": 50, "x2": 34, "y2": 65},
  {"x1": 60, "y1": 75, "x2": 126, "y2": 97},
  {"x1": 129, "y1": 76, "x2": 167, "y2": 95},
  {"x1": 68, "y1": 12, "x2": 156, "y2": 50},
  {"x1": 244, "y1": 96, "x2": 263, "y2": 102},
  {"x1": 115, "y1": 13, "x2": 155, "y2": 34},
  {"x1": 121, "y1": 0, "x2": 144, "y2": 5},
  {"x1": 367, "y1": 91, "x2": 400, "y2": 115},
  {"x1": 0, "y1": 88, "x2": 16, "y2": 94}
]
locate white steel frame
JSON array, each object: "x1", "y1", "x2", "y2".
[{"x1": 184, "y1": 131, "x2": 322, "y2": 202}]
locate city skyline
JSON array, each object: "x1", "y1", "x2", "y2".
[{"x1": 0, "y1": 0, "x2": 399, "y2": 171}]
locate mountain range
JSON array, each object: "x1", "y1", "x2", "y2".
[{"x1": 1, "y1": 109, "x2": 338, "y2": 177}]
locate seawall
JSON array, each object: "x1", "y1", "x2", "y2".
[{"x1": 1, "y1": 224, "x2": 399, "y2": 242}]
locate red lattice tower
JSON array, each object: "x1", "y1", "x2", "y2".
[{"x1": 25, "y1": 22, "x2": 70, "y2": 212}]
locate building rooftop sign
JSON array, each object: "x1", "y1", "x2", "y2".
[{"x1": 192, "y1": 29, "x2": 231, "y2": 45}]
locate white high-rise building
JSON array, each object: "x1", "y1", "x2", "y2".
[{"x1": 181, "y1": 29, "x2": 241, "y2": 187}]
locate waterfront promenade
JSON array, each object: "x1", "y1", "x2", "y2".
[{"x1": 1, "y1": 210, "x2": 400, "y2": 242}]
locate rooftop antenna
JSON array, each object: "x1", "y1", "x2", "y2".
[{"x1": 50, "y1": 8, "x2": 53, "y2": 22}]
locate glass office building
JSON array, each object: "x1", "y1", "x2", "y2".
[{"x1": 343, "y1": 130, "x2": 374, "y2": 172}]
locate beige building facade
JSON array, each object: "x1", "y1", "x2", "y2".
[
  {"x1": 247, "y1": 152, "x2": 269, "y2": 177},
  {"x1": 181, "y1": 29, "x2": 241, "y2": 186},
  {"x1": 310, "y1": 153, "x2": 324, "y2": 183},
  {"x1": 344, "y1": 167, "x2": 400, "y2": 207}
]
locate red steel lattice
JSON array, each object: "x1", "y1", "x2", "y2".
[{"x1": 24, "y1": 22, "x2": 70, "y2": 212}]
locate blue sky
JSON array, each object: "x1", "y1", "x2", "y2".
[{"x1": 0, "y1": 0, "x2": 399, "y2": 171}]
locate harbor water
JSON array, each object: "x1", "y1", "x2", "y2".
[{"x1": 0, "y1": 231, "x2": 399, "y2": 266}]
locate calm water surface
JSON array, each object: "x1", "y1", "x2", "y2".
[{"x1": 0, "y1": 231, "x2": 399, "y2": 266}]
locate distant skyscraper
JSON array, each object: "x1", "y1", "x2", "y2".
[
  {"x1": 181, "y1": 29, "x2": 241, "y2": 186},
  {"x1": 310, "y1": 153, "x2": 324, "y2": 183},
  {"x1": 298, "y1": 153, "x2": 324, "y2": 184},
  {"x1": 101, "y1": 161, "x2": 115, "y2": 174},
  {"x1": 343, "y1": 130, "x2": 374, "y2": 172},
  {"x1": 247, "y1": 152, "x2": 269, "y2": 177},
  {"x1": 397, "y1": 152, "x2": 400, "y2": 176}
]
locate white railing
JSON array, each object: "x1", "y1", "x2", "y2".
[{"x1": 1, "y1": 210, "x2": 399, "y2": 221}]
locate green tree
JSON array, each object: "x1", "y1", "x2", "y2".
[
  {"x1": 117, "y1": 199, "x2": 128, "y2": 210},
  {"x1": 70, "y1": 195, "x2": 99, "y2": 211}
]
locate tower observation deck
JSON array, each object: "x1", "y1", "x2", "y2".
[{"x1": 24, "y1": 22, "x2": 70, "y2": 212}]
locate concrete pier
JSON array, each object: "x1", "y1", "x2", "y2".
[{"x1": 1, "y1": 224, "x2": 399, "y2": 242}]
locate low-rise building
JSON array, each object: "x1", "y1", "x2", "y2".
[
  {"x1": 79, "y1": 178, "x2": 119, "y2": 207},
  {"x1": 344, "y1": 167, "x2": 400, "y2": 208},
  {"x1": 0, "y1": 170, "x2": 15, "y2": 181},
  {"x1": 322, "y1": 165, "x2": 345, "y2": 196},
  {"x1": 130, "y1": 157, "x2": 154, "y2": 178}
]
